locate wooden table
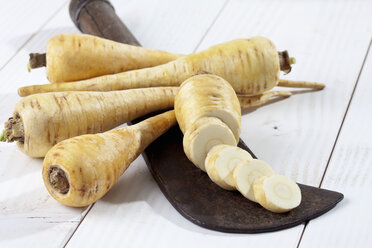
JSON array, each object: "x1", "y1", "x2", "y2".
[{"x1": 1, "y1": 0, "x2": 371, "y2": 247}]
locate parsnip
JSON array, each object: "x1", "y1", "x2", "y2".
[
  {"x1": 175, "y1": 74, "x2": 241, "y2": 142},
  {"x1": 2, "y1": 87, "x2": 177, "y2": 157},
  {"x1": 183, "y1": 117, "x2": 237, "y2": 172},
  {"x1": 43, "y1": 110, "x2": 176, "y2": 207},
  {"x1": 253, "y1": 174, "x2": 302, "y2": 213},
  {"x1": 28, "y1": 33, "x2": 182, "y2": 83},
  {"x1": 238, "y1": 91, "x2": 292, "y2": 108},
  {"x1": 233, "y1": 160, "x2": 275, "y2": 202},
  {"x1": 19, "y1": 36, "x2": 324, "y2": 97},
  {"x1": 205, "y1": 144, "x2": 253, "y2": 190}
]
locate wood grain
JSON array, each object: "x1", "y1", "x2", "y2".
[
  {"x1": 0, "y1": 0, "x2": 226, "y2": 247},
  {"x1": 299, "y1": 40, "x2": 372, "y2": 248},
  {"x1": 197, "y1": 0, "x2": 372, "y2": 186},
  {"x1": 0, "y1": 1, "x2": 67, "y2": 71}
]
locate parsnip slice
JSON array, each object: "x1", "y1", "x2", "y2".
[
  {"x1": 253, "y1": 174, "x2": 301, "y2": 213},
  {"x1": 183, "y1": 117, "x2": 237, "y2": 172},
  {"x1": 205, "y1": 144, "x2": 253, "y2": 190},
  {"x1": 233, "y1": 159, "x2": 275, "y2": 202}
]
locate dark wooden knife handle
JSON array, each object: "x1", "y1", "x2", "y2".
[{"x1": 69, "y1": 0, "x2": 140, "y2": 45}]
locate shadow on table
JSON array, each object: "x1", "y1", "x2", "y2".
[
  {"x1": 100, "y1": 160, "x2": 237, "y2": 236},
  {"x1": 241, "y1": 88, "x2": 325, "y2": 115}
]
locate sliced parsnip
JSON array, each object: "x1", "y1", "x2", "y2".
[
  {"x1": 175, "y1": 74, "x2": 241, "y2": 143},
  {"x1": 43, "y1": 110, "x2": 176, "y2": 207},
  {"x1": 205, "y1": 144, "x2": 253, "y2": 190},
  {"x1": 233, "y1": 159, "x2": 275, "y2": 202},
  {"x1": 183, "y1": 117, "x2": 237, "y2": 172},
  {"x1": 2, "y1": 87, "x2": 178, "y2": 157},
  {"x1": 253, "y1": 174, "x2": 302, "y2": 213}
]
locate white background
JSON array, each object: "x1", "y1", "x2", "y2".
[{"x1": 0, "y1": 0, "x2": 371, "y2": 247}]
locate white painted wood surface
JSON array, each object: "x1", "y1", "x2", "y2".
[
  {"x1": 0, "y1": 0, "x2": 371, "y2": 247},
  {"x1": 299, "y1": 41, "x2": 372, "y2": 248}
]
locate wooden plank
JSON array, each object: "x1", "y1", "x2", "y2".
[
  {"x1": 0, "y1": 0, "x2": 67, "y2": 70},
  {"x1": 298, "y1": 40, "x2": 372, "y2": 247},
  {"x1": 66, "y1": 157, "x2": 303, "y2": 248},
  {"x1": 112, "y1": 0, "x2": 227, "y2": 54},
  {"x1": 197, "y1": 0, "x2": 372, "y2": 185},
  {"x1": 195, "y1": 0, "x2": 372, "y2": 246},
  {"x1": 0, "y1": 0, "x2": 227, "y2": 247},
  {"x1": 0, "y1": 3, "x2": 83, "y2": 246}
]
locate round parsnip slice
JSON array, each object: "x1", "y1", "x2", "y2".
[
  {"x1": 233, "y1": 159, "x2": 275, "y2": 202},
  {"x1": 183, "y1": 117, "x2": 237, "y2": 172},
  {"x1": 253, "y1": 175, "x2": 302, "y2": 213},
  {"x1": 205, "y1": 144, "x2": 253, "y2": 190}
]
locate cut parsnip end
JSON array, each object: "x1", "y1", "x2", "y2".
[
  {"x1": 205, "y1": 144, "x2": 253, "y2": 190},
  {"x1": 233, "y1": 159, "x2": 275, "y2": 202},
  {"x1": 253, "y1": 174, "x2": 301, "y2": 213},
  {"x1": 183, "y1": 117, "x2": 237, "y2": 172},
  {"x1": 175, "y1": 74, "x2": 241, "y2": 143}
]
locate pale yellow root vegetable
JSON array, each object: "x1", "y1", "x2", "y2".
[
  {"x1": 232, "y1": 159, "x2": 275, "y2": 202},
  {"x1": 1, "y1": 87, "x2": 177, "y2": 157},
  {"x1": 183, "y1": 117, "x2": 237, "y2": 172},
  {"x1": 238, "y1": 91, "x2": 292, "y2": 108},
  {"x1": 278, "y1": 79, "x2": 325, "y2": 89},
  {"x1": 19, "y1": 36, "x2": 324, "y2": 97},
  {"x1": 253, "y1": 174, "x2": 302, "y2": 213},
  {"x1": 28, "y1": 33, "x2": 182, "y2": 83},
  {"x1": 205, "y1": 144, "x2": 253, "y2": 190},
  {"x1": 42, "y1": 110, "x2": 176, "y2": 207},
  {"x1": 175, "y1": 74, "x2": 241, "y2": 142}
]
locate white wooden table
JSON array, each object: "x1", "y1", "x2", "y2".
[{"x1": 1, "y1": 0, "x2": 371, "y2": 247}]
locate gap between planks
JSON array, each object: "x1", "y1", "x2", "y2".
[
  {"x1": 295, "y1": 34, "x2": 372, "y2": 248},
  {"x1": 61, "y1": 0, "x2": 230, "y2": 246},
  {"x1": 62, "y1": 204, "x2": 94, "y2": 248},
  {"x1": 192, "y1": 0, "x2": 230, "y2": 53},
  {"x1": 0, "y1": 1, "x2": 68, "y2": 72}
]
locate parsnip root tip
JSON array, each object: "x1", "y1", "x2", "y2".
[
  {"x1": 238, "y1": 91, "x2": 292, "y2": 108},
  {"x1": 278, "y1": 79, "x2": 325, "y2": 90},
  {"x1": 18, "y1": 87, "x2": 27, "y2": 97}
]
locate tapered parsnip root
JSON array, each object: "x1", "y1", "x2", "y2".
[
  {"x1": 183, "y1": 117, "x2": 237, "y2": 172},
  {"x1": 278, "y1": 79, "x2": 325, "y2": 90},
  {"x1": 253, "y1": 174, "x2": 301, "y2": 213},
  {"x1": 42, "y1": 110, "x2": 176, "y2": 207},
  {"x1": 175, "y1": 74, "x2": 241, "y2": 142},
  {"x1": 19, "y1": 36, "x2": 303, "y2": 97},
  {"x1": 2, "y1": 87, "x2": 177, "y2": 157},
  {"x1": 205, "y1": 144, "x2": 253, "y2": 190},
  {"x1": 233, "y1": 160, "x2": 275, "y2": 202},
  {"x1": 29, "y1": 33, "x2": 182, "y2": 83},
  {"x1": 238, "y1": 91, "x2": 292, "y2": 108}
]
